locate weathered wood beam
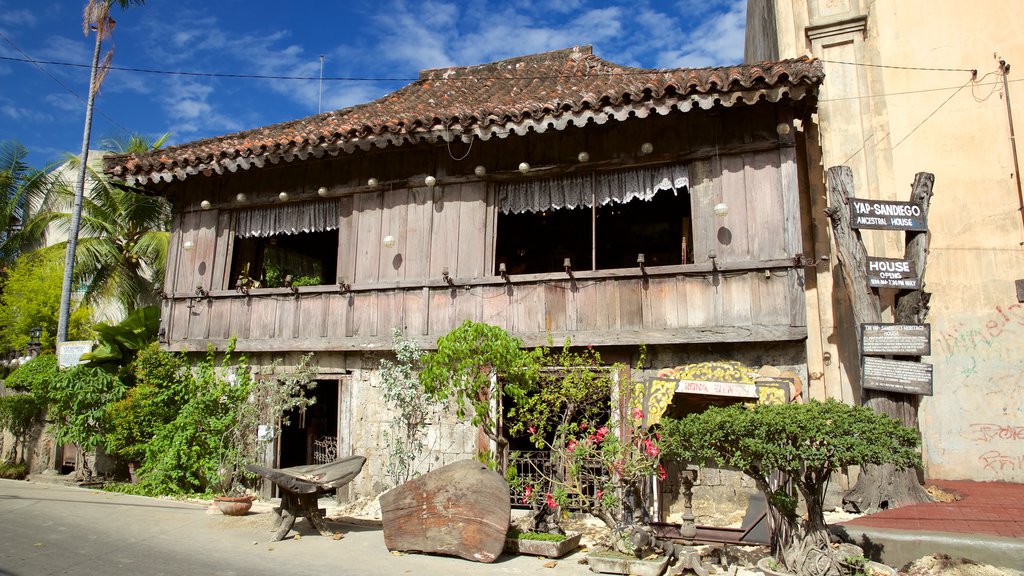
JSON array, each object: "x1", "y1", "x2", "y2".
[{"x1": 164, "y1": 324, "x2": 807, "y2": 353}]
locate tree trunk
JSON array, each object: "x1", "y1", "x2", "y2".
[{"x1": 826, "y1": 167, "x2": 933, "y2": 513}]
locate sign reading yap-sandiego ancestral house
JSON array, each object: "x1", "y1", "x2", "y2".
[
  {"x1": 861, "y1": 323, "x2": 931, "y2": 356},
  {"x1": 850, "y1": 198, "x2": 928, "y2": 231},
  {"x1": 866, "y1": 257, "x2": 920, "y2": 289},
  {"x1": 650, "y1": 377, "x2": 759, "y2": 399},
  {"x1": 862, "y1": 356, "x2": 933, "y2": 396}
]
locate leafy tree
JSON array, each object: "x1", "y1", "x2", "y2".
[
  {"x1": 419, "y1": 320, "x2": 542, "y2": 473},
  {"x1": 0, "y1": 141, "x2": 52, "y2": 273},
  {"x1": 378, "y1": 328, "x2": 443, "y2": 488},
  {"x1": 661, "y1": 400, "x2": 921, "y2": 576},
  {"x1": 0, "y1": 392, "x2": 45, "y2": 464},
  {"x1": 81, "y1": 304, "x2": 159, "y2": 374},
  {"x1": 33, "y1": 151, "x2": 169, "y2": 317},
  {"x1": 0, "y1": 250, "x2": 92, "y2": 352}
]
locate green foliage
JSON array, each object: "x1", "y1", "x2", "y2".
[
  {"x1": 0, "y1": 391, "x2": 45, "y2": 462},
  {"x1": 0, "y1": 461, "x2": 27, "y2": 479},
  {"x1": 3, "y1": 353, "x2": 58, "y2": 392},
  {"x1": 81, "y1": 305, "x2": 159, "y2": 372},
  {"x1": 0, "y1": 250, "x2": 93, "y2": 352},
  {"x1": 420, "y1": 321, "x2": 542, "y2": 470},
  {"x1": 378, "y1": 329, "x2": 443, "y2": 488},
  {"x1": 128, "y1": 343, "x2": 317, "y2": 496},
  {"x1": 507, "y1": 528, "x2": 567, "y2": 542},
  {"x1": 661, "y1": 400, "x2": 921, "y2": 573},
  {"x1": 103, "y1": 343, "x2": 189, "y2": 463},
  {"x1": 35, "y1": 363, "x2": 126, "y2": 456},
  {"x1": 290, "y1": 275, "x2": 320, "y2": 287}
]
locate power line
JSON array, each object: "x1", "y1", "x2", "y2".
[
  {"x1": 0, "y1": 31, "x2": 129, "y2": 132},
  {"x1": 819, "y1": 59, "x2": 976, "y2": 74}
]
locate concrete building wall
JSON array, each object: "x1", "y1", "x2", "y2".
[{"x1": 759, "y1": 0, "x2": 1024, "y2": 481}]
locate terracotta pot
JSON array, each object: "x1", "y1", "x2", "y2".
[{"x1": 214, "y1": 495, "x2": 254, "y2": 516}]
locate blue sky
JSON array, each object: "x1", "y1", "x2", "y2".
[{"x1": 0, "y1": 0, "x2": 747, "y2": 168}]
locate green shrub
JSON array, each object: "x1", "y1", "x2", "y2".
[{"x1": 0, "y1": 462, "x2": 27, "y2": 479}]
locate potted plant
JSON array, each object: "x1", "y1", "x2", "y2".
[
  {"x1": 504, "y1": 527, "x2": 583, "y2": 558},
  {"x1": 661, "y1": 399, "x2": 918, "y2": 576}
]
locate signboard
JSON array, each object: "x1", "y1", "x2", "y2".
[
  {"x1": 861, "y1": 323, "x2": 931, "y2": 356},
  {"x1": 668, "y1": 378, "x2": 758, "y2": 399},
  {"x1": 866, "y1": 257, "x2": 919, "y2": 289},
  {"x1": 57, "y1": 340, "x2": 93, "y2": 368},
  {"x1": 862, "y1": 356, "x2": 933, "y2": 395},
  {"x1": 755, "y1": 378, "x2": 793, "y2": 405},
  {"x1": 850, "y1": 199, "x2": 927, "y2": 231}
]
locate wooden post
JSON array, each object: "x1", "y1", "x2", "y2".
[{"x1": 825, "y1": 166, "x2": 932, "y2": 513}]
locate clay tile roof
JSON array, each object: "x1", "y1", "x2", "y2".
[{"x1": 107, "y1": 46, "x2": 823, "y2": 184}]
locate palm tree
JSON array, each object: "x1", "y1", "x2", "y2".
[
  {"x1": 0, "y1": 141, "x2": 53, "y2": 275},
  {"x1": 57, "y1": 0, "x2": 146, "y2": 343},
  {"x1": 29, "y1": 142, "x2": 170, "y2": 319}
]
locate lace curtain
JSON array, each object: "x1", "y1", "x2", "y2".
[
  {"x1": 234, "y1": 198, "x2": 339, "y2": 238},
  {"x1": 497, "y1": 164, "x2": 689, "y2": 214}
]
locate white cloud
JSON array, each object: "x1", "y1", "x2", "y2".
[
  {"x1": 160, "y1": 78, "x2": 241, "y2": 137},
  {"x1": 653, "y1": 0, "x2": 746, "y2": 68},
  {"x1": 44, "y1": 93, "x2": 83, "y2": 112},
  {"x1": 0, "y1": 8, "x2": 36, "y2": 27},
  {"x1": 2, "y1": 104, "x2": 54, "y2": 123}
]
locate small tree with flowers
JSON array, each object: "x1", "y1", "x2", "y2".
[{"x1": 509, "y1": 349, "x2": 666, "y2": 557}]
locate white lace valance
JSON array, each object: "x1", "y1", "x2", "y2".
[
  {"x1": 234, "y1": 199, "x2": 339, "y2": 238},
  {"x1": 497, "y1": 164, "x2": 689, "y2": 214}
]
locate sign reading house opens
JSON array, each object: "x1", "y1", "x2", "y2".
[{"x1": 850, "y1": 199, "x2": 927, "y2": 231}]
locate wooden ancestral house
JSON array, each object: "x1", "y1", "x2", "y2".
[{"x1": 107, "y1": 46, "x2": 824, "y2": 504}]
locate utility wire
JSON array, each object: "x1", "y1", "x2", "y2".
[
  {"x1": 0, "y1": 30, "x2": 129, "y2": 132},
  {"x1": 819, "y1": 59, "x2": 976, "y2": 74}
]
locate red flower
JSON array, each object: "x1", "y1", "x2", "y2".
[
  {"x1": 658, "y1": 465, "x2": 667, "y2": 480},
  {"x1": 595, "y1": 426, "x2": 609, "y2": 441},
  {"x1": 632, "y1": 407, "x2": 644, "y2": 421},
  {"x1": 579, "y1": 422, "x2": 588, "y2": 431},
  {"x1": 545, "y1": 492, "x2": 558, "y2": 509},
  {"x1": 567, "y1": 439, "x2": 578, "y2": 453},
  {"x1": 522, "y1": 484, "x2": 534, "y2": 504},
  {"x1": 596, "y1": 490, "x2": 604, "y2": 500},
  {"x1": 642, "y1": 439, "x2": 660, "y2": 458}
]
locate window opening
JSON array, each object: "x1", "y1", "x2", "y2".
[{"x1": 230, "y1": 229, "x2": 338, "y2": 288}]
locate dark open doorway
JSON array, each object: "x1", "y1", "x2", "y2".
[{"x1": 277, "y1": 379, "x2": 340, "y2": 469}]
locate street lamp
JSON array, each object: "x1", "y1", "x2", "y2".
[{"x1": 28, "y1": 326, "x2": 42, "y2": 358}]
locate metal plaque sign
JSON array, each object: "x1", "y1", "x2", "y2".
[
  {"x1": 866, "y1": 257, "x2": 919, "y2": 289},
  {"x1": 862, "y1": 356, "x2": 933, "y2": 395},
  {"x1": 57, "y1": 340, "x2": 93, "y2": 368},
  {"x1": 755, "y1": 378, "x2": 793, "y2": 405},
  {"x1": 861, "y1": 323, "x2": 931, "y2": 356},
  {"x1": 665, "y1": 378, "x2": 759, "y2": 399},
  {"x1": 850, "y1": 199, "x2": 927, "y2": 231}
]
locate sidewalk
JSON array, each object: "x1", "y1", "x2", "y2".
[{"x1": 834, "y1": 479, "x2": 1024, "y2": 570}]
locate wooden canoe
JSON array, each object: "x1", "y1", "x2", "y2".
[{"x1": 379, "y1": 459, "x2": 511, "y2": 563}]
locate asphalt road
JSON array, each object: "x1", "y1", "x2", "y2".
[{"x1": 0, "y1": 478, "x2": 598, "y2": 576}]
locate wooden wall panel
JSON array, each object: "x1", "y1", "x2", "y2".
[
  {"x1": 543, "y1": 283, "x2": 566, "y2": 333},
  {"x1": 688, "y1": 159, "x2": 716, "y2": 265},
  {"x1": 721, "y1": 273, "x2": 754, "y2": 326},
  {"x1": 212, "y1": 211, "x2": 234, "y2": 290},
  {"x1": 779, "y1": 146, "x2": 803, "y2": 257},
  {"x1": 249, "y1": 298, "x2": 279, "y2": 339},
  {"x1": 480, "y1": 285, "x2": 512, "y2": 331},
  {"x1": 349, "y1": 292, "x2": 377, "y2": 337},
  {"x1": 354, "y1": 191, "x2": 383, "y2": 283},
  {"x1": 164, "y1": 213, "x2": 183, "y2": 295},
  {"x1": 428, "y1": 186, "x2": 460, "y2": 281},
  {"x1": 208, "y1": 299, "x2": 232, "y2": 339},
  {"x1": 641, "y1": 277, "x2": 678, "y2": 329},
  {"x1": 187, "y1": 300, "x2": 212, "y2": 340},
  {"x1": 513, "y1": 283, "x2": 544, "y2": 334},
  {"x1": 403, "y1": 288, "x2": 429, "y2": 336},
  {"x1": 337, "y1": 196, "x2": 356, "y2": 285},
  {"x1": 170, "y1": 300, "x2": 191, "y2": 341},
  {"x1": 455, "y1": 182, "x2": 487, "y2": 278},
  {"x1": 682, "y1": 275, "x2": 715, "y2": 327},
  {"x1": 229, "y1": 297, "x2": 252, "y2": 339},
  {"x1": 752, "y1": 272, "x2": 789, "y2": 326},
  {"x1": 174, "y1": 211, "x2": 201, "y2": 292},
  {"x1": 297, "y1": 295, "x2": 327, "y2": 339},
  {"x1": 272, "y1": 293, "x2": 296, "y2": 338},
  {"x1": 326, "y1": 294, "x2": 352, "y2": 338},
  {"x1": 719, "y1": 154, "x2": 750, "y2": 262},
  {"x1": 617, "y1": 278, "x2": 643, "y2": 330},
  {"x1": 404, "y1": 188, "x2": 433, "y2": 281},
  {"x1": 380, "y1": 189, "x2": 409, "y2": 282},
  {"x1": 745, "y1": 151, "x2": 787, "y2": 261},
  {"x1": 376, "y1": 290, "x2": 404, "y2": 337},
  {"x1": 428, "y1": 288, "x2": 455, "y2": 335}
]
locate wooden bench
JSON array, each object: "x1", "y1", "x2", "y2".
[{"x1": 245, "y1": 455, "x2": 366, "y2": 541}]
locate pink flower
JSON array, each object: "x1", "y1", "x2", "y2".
[
  {"x1": 642, "y1": 439, "x2": 660, "y2": 458},
  {"x1": 527, "y1": 425, "x2": 536, "y2": 435},
  {"x1": 595, "y1": 426, "x2": 609, "y2": 441},
  {"x1": 613, "y1": 460, "x2": 625, "y2": 474},
  {"x1": 658, "y1": 465, "x2": 667, "y2": 480},
  {"x1": 596, "y1": 490, "x2": 604, "y2": 500},
  {"x1": 632, "y1": 407, "x2": 644, "y2": 421},
  {"x1": 522, "y1": 484, "x2": 534, "y2": 504},
  {"x1": 579, "y1": 422, "x2": 588, "y2": 431},
  {"x1": 567, "y1": 439, "x2": 578, "y2": 453},
  {"x1": 545, "y1": 492, "x2": 558, "y2": 509}
]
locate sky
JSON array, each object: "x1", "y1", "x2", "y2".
[{"x1": 0, "y1": 0, "x2": 747, "y2": 168}]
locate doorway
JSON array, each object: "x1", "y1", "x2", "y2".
[{"x1": 277, "y1": 379, "x2": 340, "y2": 469}]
